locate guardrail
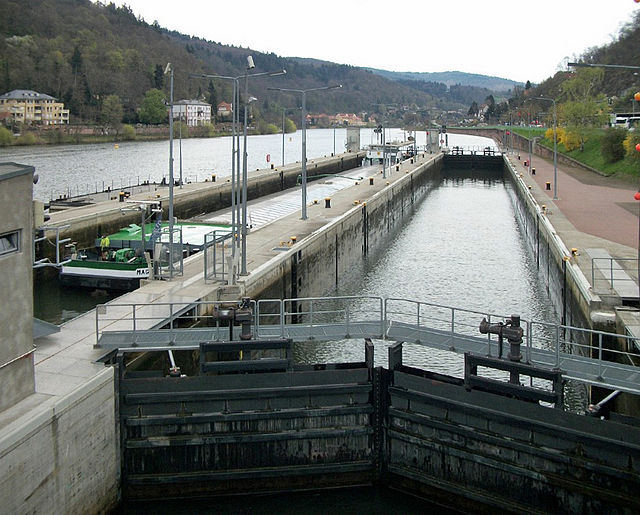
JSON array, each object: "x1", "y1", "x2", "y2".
[
  {"x1": 203, "y1": 229, "x2": 235, "y2": 283},
  {"x1": 95, "y1": 295, "x2": 640, "y2": 392},
  {"x1": 444, "y1": 145, "x2": 503, "y2": 156},
  {"x1": 591, "y1": 256, "x2": 639, "y2": 297}
]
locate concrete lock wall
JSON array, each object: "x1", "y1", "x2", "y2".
[
  {"x1": 39, "y1": 152, "x2": 366, "y2": 261},
  {"x1": 504, "y1": 159, "x2": 597, "y2": 336},
  {"x1": 0, "y1": 367, "x2": 119, "y2": 514},
  {"x1": 244, "y1": 156, "x2": 444, "y2": 300}
]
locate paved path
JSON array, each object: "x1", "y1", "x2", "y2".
[
  {"x1": 504, "y1": 146, "x2": 640, "y2": 307},
  {"x1": 514, "y1": 149, "x2": 639, "y2": 250}
]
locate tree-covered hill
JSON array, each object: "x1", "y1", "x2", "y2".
[
  {"x1": 368, "y1": 68, "x2": 522, "y2": 92},
  {"x1": 0, "y1": 0, "x2": 451, "y2": 126},
  {"x1": 531, "y1": 11, "x2": 640, "y2": 112}
]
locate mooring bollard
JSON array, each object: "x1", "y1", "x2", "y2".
[
  {"x1": 546, "y1": 182, "x2": 551, "y2": 190},
  {"x1": 324, "y1": 197, "x2": 331, "y2": 208},
  {"x1": 212, "y1": 174, "x2": 216, "y2": 182},
  {"x1": 532, "y1": 168, "x2": 536, "y2": 175},
  {"x1": 369, "y1": 177, "x2": 374, "y2": 186}
]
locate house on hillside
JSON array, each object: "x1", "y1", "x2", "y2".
[
  {"x1": 0, "y1": 89, "x2": 69, "y2": 126},
  {"x1": 172, "y1": 99, "x2": 212, "y2": 126},
  {"x1": 333, "y1": 113, "x2": 365, "y2": 126},
  {"x1": 217, "y1": 101, "x2": 232, "y2": 120}
]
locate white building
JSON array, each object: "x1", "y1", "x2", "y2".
[{"x1": 172, "y1": 99, "x2": 212, "y2": 127}]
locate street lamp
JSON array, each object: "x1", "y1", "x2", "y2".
[
  {"x1": 268, "y1": 84, "x2": 342, "y2": 220},
  {"x1": 568, "y1": 62, "x2": 640, "y2": 71},
  {"x1": 191, "y1": 58, "x2": 286, "y2": 276},
  {"x1": 189, "y1": 72, "x2": 241, "y2": 271},
  {"x1": 164, "y1": 62, "x2": 175, "y2": 278},
  {"x1": 533, "y1": 96, "x2": 558, "y2": 200}
]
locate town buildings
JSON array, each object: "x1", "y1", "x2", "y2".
[
  {"x1": 0, "y1": 89, "x2": 69, "y2": 126},
  {"x1": 172, "y1": 99, "x2": 212, "y2": 126},
  {"x1": 216, "y1": 101, "x2": 232, "y2": 120}
]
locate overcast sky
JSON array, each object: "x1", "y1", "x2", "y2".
[{"x1": 110, "y1": 0, "x2": 638, "y2": 84}]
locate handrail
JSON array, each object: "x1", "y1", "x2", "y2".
[
  {"x1": 95, "y1": 295, "x2": 640, "y2": 392},
  {"x1": 591, "y1": 256, "x2": 639, "y2": 295}
]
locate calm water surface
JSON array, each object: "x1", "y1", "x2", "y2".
[{"x1": 1, "y1": 128, "x2": 429, "y2": 202}]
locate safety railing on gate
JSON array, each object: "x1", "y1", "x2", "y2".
[
  {"x1": 255, "y1": 296, "x2": 385, "y2": 340},
  {"x1": 95, "y1": 299, "x2": 258, "y2": 346},
  {"x1": 203, "y1": 230, "x2": 235, "y2": 283},
  {"x1": 384, "y1": 297, "x2": 531, "y2": 356},
  {"x1": 94, "y1": 295, "x2": 640, "y2": 393}
]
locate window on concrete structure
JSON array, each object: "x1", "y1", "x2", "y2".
[{"x1": 0, "y1": 230, "x2": 20, "y2": 257}]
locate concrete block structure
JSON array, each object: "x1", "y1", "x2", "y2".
[{"x1": 0, "y1": 162, "x2": 35, "y2": 411}]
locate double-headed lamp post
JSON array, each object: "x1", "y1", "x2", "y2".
[
  {"x1": 191, "y1": 57, "x2": 285, "y2": 276},
  {"x1": 268, "y1": 85, "x2": 342, "y2": 220},
  {"x1": 189, "y1": 72, "x2": 241, "y2": 268},
  {"x1": 164, "y1": 63, "x2": 175, "y2": 278},
  {"x1": 533, "y1": 96, "x2": 558, "y2": 200}
]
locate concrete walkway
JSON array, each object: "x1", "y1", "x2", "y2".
[
  {"x1": 503, "y1": 147, "x2": 640, "y2": 308},
  {"x1": 512, "y1": 148, "x2": 639, "y2": 252}
]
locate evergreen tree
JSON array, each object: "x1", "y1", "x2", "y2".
[
  {"x1": 207, "y1": 80, "x2": 217, "y2": 110},
  {"x1": 153, "y1": 64, "x2": 164, "y2": 90},
  {"x1": 70, "y1": 46, "x2": 82, "y2": 87}
]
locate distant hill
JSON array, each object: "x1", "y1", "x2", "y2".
[
  {"x1": 0, "y1": 1, "x2": 447, "y2": 125},
  {"x1": 0, "y1": 0, "x2": 520, "y2": 128},
  {"x1": 368, "y1": 69, "x2": 523, "y2": 92}
]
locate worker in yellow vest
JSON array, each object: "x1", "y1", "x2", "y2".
[{"x1": 100, "y1": 235, "x2": 110, "y2": 260}]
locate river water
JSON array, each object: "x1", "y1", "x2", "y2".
[{"x1": 1, "y1": 127, "x2": 420, "y2": 202}]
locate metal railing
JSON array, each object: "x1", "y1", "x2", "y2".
[
  {"x1": 203, "y1": 230, "x2": 234, "y2": 283},
  {"x1": 443, "y1": 145, "x2": 503, "y2": 156},
  {"x1": 94, "y1": 295, "x2": 640, "y2": 393},
  {"x1": 591, "y1": 257, "x2": 639, "y2": 297}
]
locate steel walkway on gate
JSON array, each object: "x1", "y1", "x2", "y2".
[{"x1": 94, "y1": 296, "x2": 640, "y2": 396}]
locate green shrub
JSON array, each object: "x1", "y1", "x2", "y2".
[
  {"x1": 121, "y1": 124, "x2": 136, "y2": 141},
  {"x1": 0, "y1": 127, "x2": 13, "y2": 146},
  {"x1": 601, "y1": 127, "x2": 627, "y2": 163},
  {"x1": 15, "y1": 132, "x2": 37, "y2": 146},
  {"x1": 45, "y1": 128, "x2": 64, "y2": 144}
]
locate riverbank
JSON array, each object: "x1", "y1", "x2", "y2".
[{"x1": 0, "y1": 121, "x2": 360, "y2": 147}]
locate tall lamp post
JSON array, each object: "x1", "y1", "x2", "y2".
[
  {"x1": 191, "y1": 58, "x2": 286, "y2": 276},
  {"x1": 190, "y1": 73, "x2": 241, "y2": 268},
  {"x1": 533, "y1": 96, "x2": 558, "y2": 200},
  {"x1": 268, "y1": 85, "x2": 342, "y2": 220},
  {"x1": 164, "y1": 63, "x2": 175, "y2": 278}
]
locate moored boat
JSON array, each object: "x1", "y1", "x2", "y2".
[
  {"x1": 59, "y1": 221, "x2": 230, "y2": 291},
  {"x1": 60, "y1": 247, "x2": 150, "y2": 291}
]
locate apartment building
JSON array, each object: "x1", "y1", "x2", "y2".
[
  {"x1": 172, "y1": 99, "x2": 212, "y2": 127},
  {"x1": 0, "y1": 89, "x2": 70, "y2": 125}
]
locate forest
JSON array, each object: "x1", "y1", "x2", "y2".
[{"x1": 0, "y1": 0, "x2": 455, "y2": 129}]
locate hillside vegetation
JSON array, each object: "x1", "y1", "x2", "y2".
[{"x1": 0, "y1": 0, "x2": 449, "y2": 127}]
